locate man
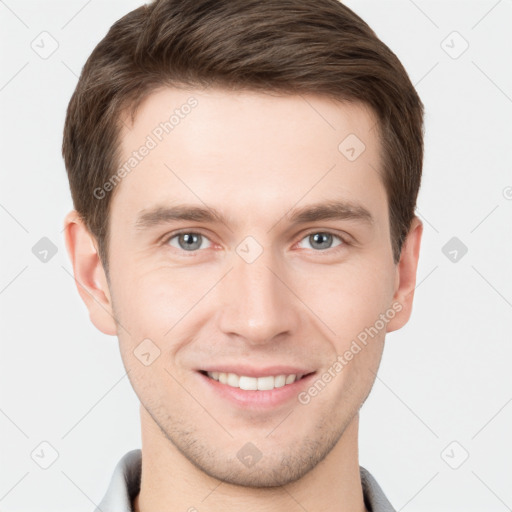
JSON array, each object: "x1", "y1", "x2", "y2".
[{"x1": 62, "y1": 1, "x2": 424, "y2": 511}]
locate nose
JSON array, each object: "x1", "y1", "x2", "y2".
[{"x1": 217, "y1": 245, "x2": 301, "y2": 346}]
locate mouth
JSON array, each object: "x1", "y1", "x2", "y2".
[
  {"x1": 198, "y1": 370, "x2": 315, "y2": 391},
  {"x1": 197, "y1": 369, "x2": 317, "y2": 408}
]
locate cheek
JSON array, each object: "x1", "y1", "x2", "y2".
[
  {"x1": 111, "y1": 263, "x2": 202, "y2": 334},
  {"x1": 292, "y1": 256, "x2": 396, "y2": 339},
  {"x1": 110, "y1": 269, "x2": 191, "y2": 392},
  {"x1": 110, "y1": 236, "x2": 396, "y2": 349}
]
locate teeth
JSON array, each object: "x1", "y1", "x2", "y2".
[
  {"x1": 274, "y1": 375, "x2": 286, "y2": 388},
  {"x1": 206, "y1": 371, "x2": 303, "y2": 390}
]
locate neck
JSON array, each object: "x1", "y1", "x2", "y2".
[{"x1": 133, "y1": 406, "x2": 367, "y2": 512}]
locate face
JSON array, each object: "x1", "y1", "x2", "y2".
[{"x1": 65, "y1": 86, "x2": 422, "y2": 487}]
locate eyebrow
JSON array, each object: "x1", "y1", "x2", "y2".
[{"x1": 134, "y1": 200, "x2": 374, "y2": 231}]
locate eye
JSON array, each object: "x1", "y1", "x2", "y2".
[
  {"x1": 297, "y1": 231, "x2": 345, "y2": 251},
  {"x1": 165, "y1": 231, "x2": 212, "y2": 252},
  {"x1": 162, "y1": 230, "x2": 347, "y2": 254}
]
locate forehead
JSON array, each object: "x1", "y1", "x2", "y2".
[{"x1": 111, "y1": 86, "x2": 386, "y2": 228}]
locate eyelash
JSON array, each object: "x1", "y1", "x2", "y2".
[{"x1": 161, "y1": 229, "x2": 350, "y2": 255}]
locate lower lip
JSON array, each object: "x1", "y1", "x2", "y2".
[{"x1": 197, "y1": 371, "x2": 316, "y2": 409}]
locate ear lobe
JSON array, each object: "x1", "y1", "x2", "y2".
[
  {"x1": 386, "y1": 216, "x2": 423, "y2": 333},
  {"x1": 63, "y1": 210, "x2": 118, "y2": 336}
]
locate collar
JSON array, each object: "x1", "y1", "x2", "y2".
[{"x1": 94, "y1": 449, "x2": 396, "y2": 512}]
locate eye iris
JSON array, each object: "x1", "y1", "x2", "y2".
[
  {"x1": 310, "y1": 232, "x2": 332, "y2": 250},
  {"x1": 179, "y1": 233, "x2": 201, "y2": 251},
  {"x1": 174, "y1": 233, "x2": 336, "y2": 251}
]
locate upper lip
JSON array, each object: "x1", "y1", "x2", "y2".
[{"x1": 198, "y1": 365, "x2": 316, "y2": 378}]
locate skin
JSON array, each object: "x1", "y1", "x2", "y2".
[{"x1": 64, "y1": 87, "x2": 422, "y2": 512}]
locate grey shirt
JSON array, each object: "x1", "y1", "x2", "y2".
[{"x1": 94, "y1": 449, "x2": 396, "y2": 512}]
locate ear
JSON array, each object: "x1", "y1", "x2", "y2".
[
  {"x1": 386, "y1": 216, "x2": 423, "y2": 333},
  {"x1": 63, "y1": 210, "x2": 118, "y2": 336}
]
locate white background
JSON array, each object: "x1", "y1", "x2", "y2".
[{"x1": 0, "y1": 1, "x2": 511, "y2": 511}]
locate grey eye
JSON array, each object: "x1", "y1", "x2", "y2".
[
  {"x1": 168, "y1": 232, "x2": 211, "y2": 251},
  {"x1": 298, "y1": 232, "x2": 343, "y2": 251}
]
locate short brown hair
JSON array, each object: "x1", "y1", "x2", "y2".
[{"x1": 62, "y1": 0, "x2": 424, "y2": 278}]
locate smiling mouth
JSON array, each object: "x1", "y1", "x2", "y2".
[{"x1": 198, "y1": 370, "x2": 315, "y2": 391}]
